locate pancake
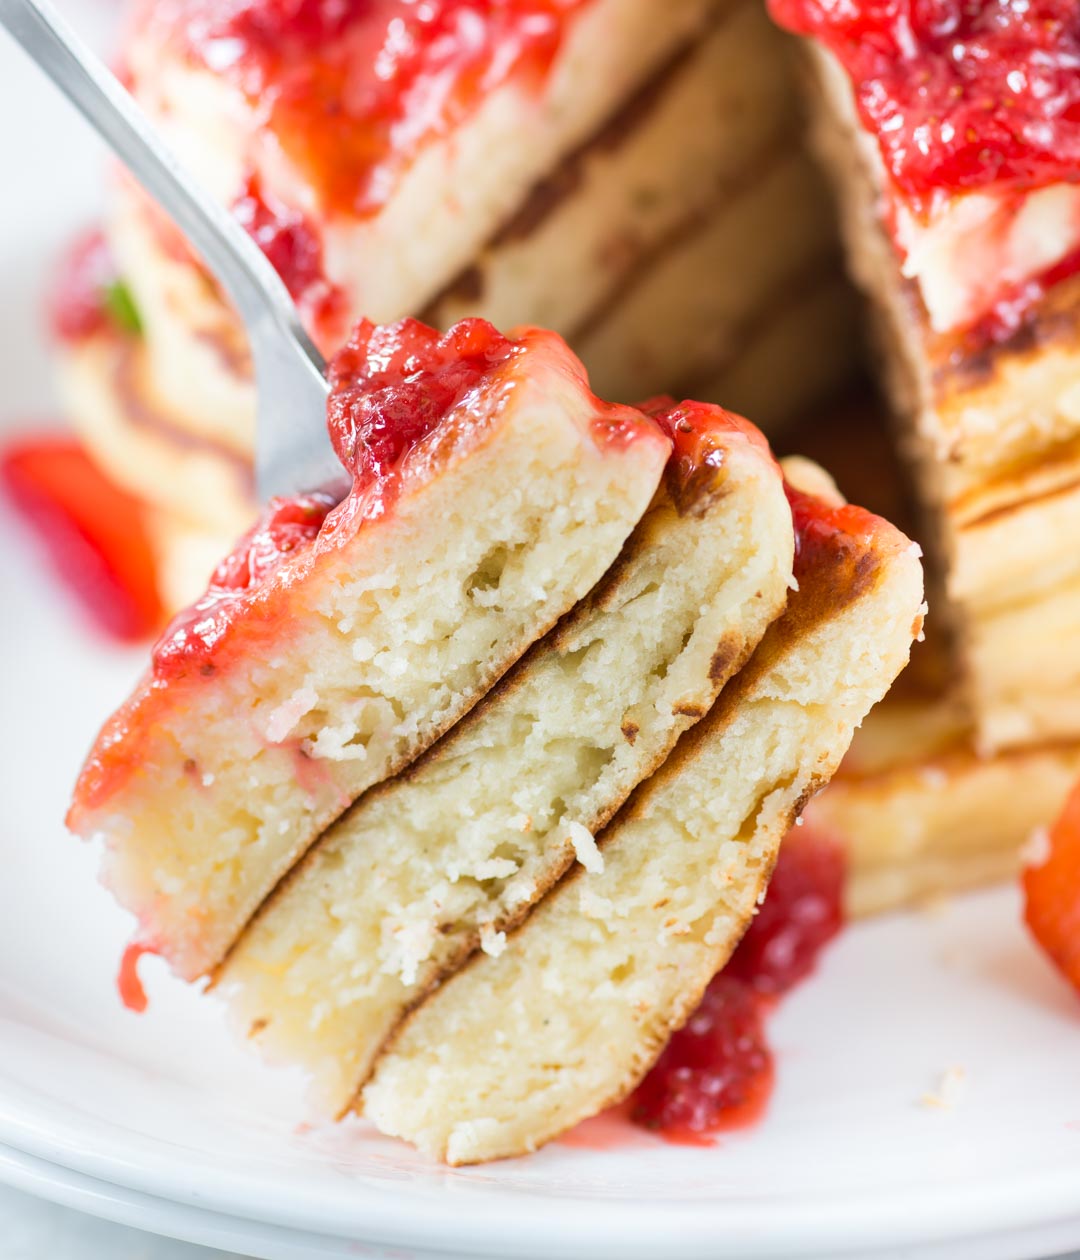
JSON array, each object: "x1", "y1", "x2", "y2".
[
  {"x1": 58, "y1": 329, "x2": 254, "y2": 539},
  {"x1": 781, "y1": 29, "x2": 1080, "y2": 751},
  {"x1": 215, "y1": 401, "x2": 794, "y2": 1115},
  {"x1": 361, "y1": 464, "x2": 924, "y2": 1164},
  {"x1": 66, "y1": 318, "x2": 670, "y2": 982},
  {"x1": 825, "y1": 730, "x2": 1080, "y2": 919}
]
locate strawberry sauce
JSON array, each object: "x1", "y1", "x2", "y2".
[
  {"x1": 768, "y1": 1, "x2": 1080, "y2": 219},
  {"x1": 118, "y1": 942, "x2": 152, "y2": 1013},
  {"x1": 787, "y1": 481, "x2": 887, "y2": 590},
  {"x1": 231, "y1": 176, "x2": 347, "y2": 349},
  {"x1": 151, "y1": 493, "x2": 335, "y2": 678},
  {"x1": 135, "y1": 0, "x2": 592, "y2": 218},
  {"x1": 327, "y1": 317, "x2": 521, "y2": 493},
  {"x1": 629, "y1": 829, "x2": 845, "y2": 1142}
]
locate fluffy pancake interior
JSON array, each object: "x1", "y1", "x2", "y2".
[
  {"x1": 361, "y1": 474, "x2": 924, "y2": 1165},
  {"x1": 216, "y1": 424, "x2": 794, "y2": 1114},
  {"x1": 74, "y1": 348, "x2": 668, "y2": 982}
]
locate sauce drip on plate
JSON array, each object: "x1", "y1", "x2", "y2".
[{"x1": 629, "y1": 828, "x2": 845, "y2": 1141}]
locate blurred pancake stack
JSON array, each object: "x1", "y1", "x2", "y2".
[
  {"x1": 52, "y1": 0, "x2": 856, "y2": 611},
  {"x1": 770, "y1": 0, "x2": 1080, "y2": 909}
]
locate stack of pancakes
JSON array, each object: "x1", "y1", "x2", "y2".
[
  {"x1": 57, "y1": 0, "x2": 855, "y2": 611},
  {"x1": 763, "y1": 2, "x2": 1080, "y2": 909}
]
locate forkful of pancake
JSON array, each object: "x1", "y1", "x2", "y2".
[
  {"x1": 68, "y1": 311, "x2": 925, "y2": 1161},
  {"x1": 5, "y1": 0, "x2": 926, "y2": 1168}
]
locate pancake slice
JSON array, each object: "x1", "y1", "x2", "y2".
[
  {"x1": 362, "y1": 464, "x2": 924, "y2": 1164},
  {"x1": 216, "y1": 401, "x2": 794, "y2": 1115},
  {"x1": 67, "y1": 318, "x2": 670, "y2": 982}
]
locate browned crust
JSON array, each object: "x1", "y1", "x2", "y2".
[
  {"x1": 929, "y1": 270, "x2": 1080, "y2": 399},
  {"x1": 566, "y1": 136, "x2": 806, "y2": 349},
  {"x1": 418, "y1": 0, "x2": 747, "y2": 320}
]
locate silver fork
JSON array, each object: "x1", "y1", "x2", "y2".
[{"x1": 0, "y1": 0, "x2": 346, "y2": 502}]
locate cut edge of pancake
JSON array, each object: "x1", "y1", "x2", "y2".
[
  {"x1": 214, "y1": 409, "x2": 794, "y2": 1115},
  {"x1": 360, "y1": 465, "x2": 924, "y2": 1164}
]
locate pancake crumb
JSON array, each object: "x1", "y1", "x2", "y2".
[
  {"x1": 566, "y1": 820, "x2": 603, "y2": 874},
  {"x1": 921, "y1": 1066, "x2": 967, "y2": 1110}
]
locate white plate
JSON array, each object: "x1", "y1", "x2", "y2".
[{"x1": 3, "y1": 6, "x2": 1080, "y2": 1259}]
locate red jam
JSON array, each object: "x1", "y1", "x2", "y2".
[
  {"x1": 231, "y1": 175, "x2": 347, "y2": 349},
  {"x1": 726, "y1": 824, "x2": 847, "y2": 994},
  {"x1": 787, "y1": 481, "x2": 886, "y2": 591},
  {"x1": 152, "y1": 493, "x2": 334, "y2": 678},
  {"x1": 630, "y1": 976, "x2": 775, "y2": 1140},
  {"x1": 966, "y1": 246, "x2": 1080, "y2": 348},
  {"x1": 48, "y1": 230, "x2": 123, "y2": 344},
  {"x1": 327, "y1": 316, "x2": 521, "y2": 491},
  {"x1": 1023, "y1": 778, "x2": 1080, "y2": 995},
  {"x1": 117, "y1": 942, "x2": 152, "y2": 1013},
  {"x1": 647, "y1": 398, "x2": 774, "y2": 497},
  {"x1": 1, "y1": 435, "x2": 164, "y2": 641},
  {"x1": 768, "y1": 0, "x2": 1080, "y2": 218},
  {"x1": 630, "y1": 828, "x2": 846, "y2": 1141},
  {"x1": 136, "y1": 0, "x2": 591, "y2": 218}
]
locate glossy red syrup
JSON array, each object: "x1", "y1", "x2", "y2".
[
  {"x1": 629, "y1": 827, "x2": 846, "y2": 1141},
  {"x1": 152, "y1": 493, "x2": 334, "y2": 678},
  {"x1": 231, "y1": 175, "x2": 347, "y2": 349},
  {"x1": 327, "y1": 316, "x2": 521, "y2": 493},
  {"x1": 1023, "y1": 778, "x2": 1080, "y2": 995},
  {"x1": 655, "y1": 397, "x2": 775, "y2": 478},
  {"x1": 1, "y1": 435, "x2": 163, "y2": 641},
  {"x1": 48, "y1": 230, "x2": 118, "y2": 344},
  {"x1": 787, "y1": 481, "x2": 885, "y2": 590},
  {"x1": 967, "y1": 246, "x2": 1080, "y2": 348},
  {"x1": 768, "y1": 0, "x2": 1080, "y2": 218},
  {"x1": 137, "y1": 0, "x2": 590, "y2": 217}
]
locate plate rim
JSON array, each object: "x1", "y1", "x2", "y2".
[{"x1": 4, "y1": 1063, "x2": 1080, "y2": 1260}]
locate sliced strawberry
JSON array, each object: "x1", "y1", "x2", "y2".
[
  {"x1": 1, "y1": 434, "x2": 163, "y2": 641},
  {"x1": 1024, "y1": 779, "x2": 1080, "y2": 994}
]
